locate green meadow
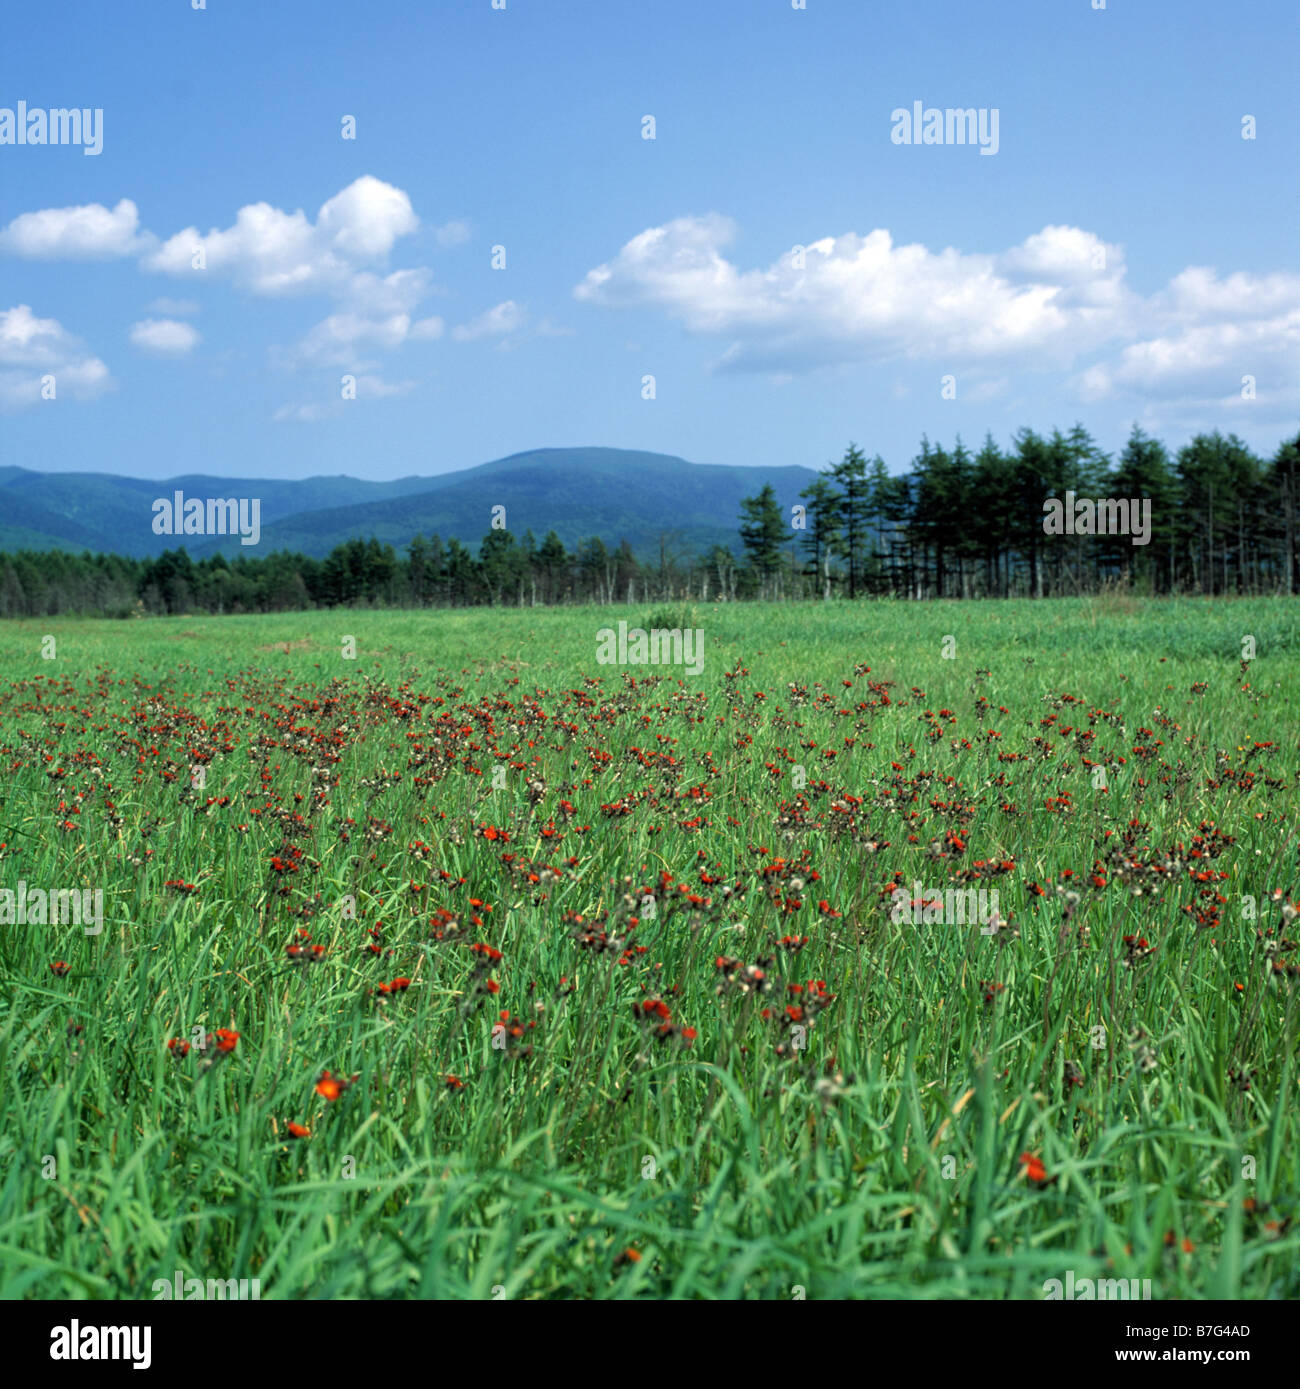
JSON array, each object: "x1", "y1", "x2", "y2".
[{"x1": 1, "y1": 596, "x2": 1299, "y2": 1298}]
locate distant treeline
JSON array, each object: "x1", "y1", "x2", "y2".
[
  {"x1": 761, "y1": 424, "x2": 1300, "y2": 602},
  {"x1": 3, "y1": 424, "x2": 1300, "y2": 617}
]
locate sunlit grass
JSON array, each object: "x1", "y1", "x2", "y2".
[{"x1": 0, "y1": 595, "x2": 1298, "y2": 1298}]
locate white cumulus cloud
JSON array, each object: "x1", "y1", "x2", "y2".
[
  {"x1": 0, "y1": 305, "x2": 111, "y2": 409},
  {"x1": 575, "y1": 216, "x2": 1134, "y2": 372},
  {"x1": 129, "y1": 318, "x2": 201, "y2": 355},
  {"x1": 0, "y1": 198, "x2": 152, "y2": 259},
  {"x1": 0, "y1": 180, "x2": 485, "y2": 397},
  {"x1": 575, "y1": 215, "x2": 1300, "y2": 414},
  {"x1": 452, "y1": 300, "x2": 526, "y2": 342},
  {"x1": 144, "y1": 175, "x2": 418, "y2": 296}
]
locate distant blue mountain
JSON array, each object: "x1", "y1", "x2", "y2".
[{"x1": 0, "y1": 448, "x2": 821, "y2": 561}]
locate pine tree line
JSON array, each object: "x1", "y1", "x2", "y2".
[
  {"x1": 741, "y1": 425, "x2": 1300, "y2": 599},
  {"x1": 0, "y1": 532, "x2": 643, "y2": 618},
  {"x1": 2, "y1": 423, "x2": 1298, "y2": 618}
]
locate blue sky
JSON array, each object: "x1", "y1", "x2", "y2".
[{"x1": 1, "y1": 0, "x2": 1296, "y2": 481}]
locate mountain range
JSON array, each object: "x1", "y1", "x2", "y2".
[{"x1": 0, "y1": 449, "x2": 820, "y2": 562}]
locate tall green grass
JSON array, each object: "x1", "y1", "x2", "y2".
[{"x1": 0, "y1": 596, "x2": 1297, "y2": 1298}]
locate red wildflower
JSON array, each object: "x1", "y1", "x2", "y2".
[{"x1": 1019, "y1": 1151, "x2": 1049, "y2": 1186}]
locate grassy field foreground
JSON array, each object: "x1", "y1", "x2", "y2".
[{"x1": 1, "y1": 596, "x2": 1299, "y2": 1299}]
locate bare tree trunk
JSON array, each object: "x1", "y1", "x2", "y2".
[
  {"x1": 1287, "y1": 473, "x2": 1297, "y2": 595},
  {"x1": 1238, "y1": 505, "x2": 1245, "y2": 594}
]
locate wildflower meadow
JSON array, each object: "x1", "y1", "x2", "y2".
[{"x1": 2, "y1": 596, "x2": 1298, "y2": 1300}]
